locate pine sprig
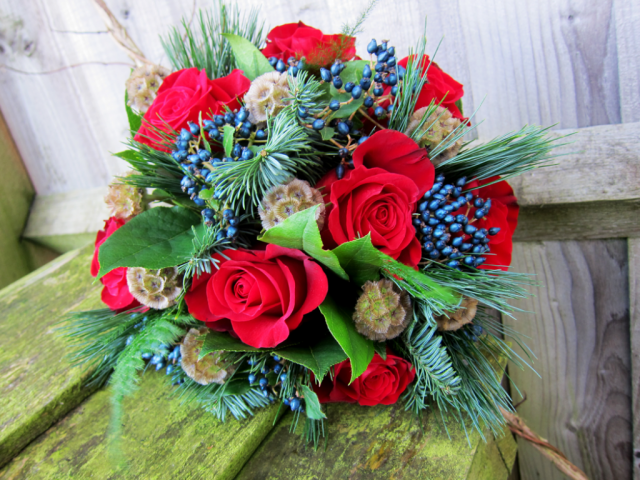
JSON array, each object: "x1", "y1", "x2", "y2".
[
  {"x1": 341, "y1": 0, "x2": 380, "y2": 36},
  {"x1": 161, "y1": 0, "x2": 265, "y2": 80},
  {"x1": 436, "y1": 125, "x2": 570, "y2": 183}
]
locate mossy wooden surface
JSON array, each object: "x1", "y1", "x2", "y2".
[
  {"x1": 0, "y1": 373, "x2": 282, "y2": 480},
  {"x1": 0, "y1": 244, "x2": 101, "y2": 467},
  {"x1": 237, "y1": 403, "x2": 516, "y2": 480}
]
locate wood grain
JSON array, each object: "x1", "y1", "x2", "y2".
[
  {"x1": 504, "y1": 240, "x2": 633, "y2": 480},
  {"x1": 615, "y1": 0, "x2": 640, "y2": 123},
  {"x1": 629, "y1": 238, "x2": 640, "y2": 479}
]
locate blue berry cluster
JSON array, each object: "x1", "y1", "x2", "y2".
[
  {"x1": 365, "y1": 38, "x2": 405, "y2": 118},
  {"x1": 201, "y1": 207, "x2": 240, "y2": 241},
  {"x1": 141, "y1": 344, "x2": 182, "y2": 378},
  {"x1": 267, "y1": 55, "x2": 302, "y2": 77},
  {"x1": 247, "y1": 355, "x2": 286, "y2": 403},
  {"x1": 414, "y1": 174, "x2": 501, "y2": 268},
  {"x1": 464, "y1": 324, "x2": 484, "y2": 342}
]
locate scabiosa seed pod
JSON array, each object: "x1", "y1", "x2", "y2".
[
  {"x1": 104, "y1": 171, "x2": 144, "y2": 220},
  {"x1": 405, "y1": 106, "x2": 463, "y2": 164},
  {"x1": 244, "y1": 71, "x2": 290, "y2": 125},
  {"x1": 435, "y1": 297, "x2": 479, "y2": 331},
  {"x1": 125, "y1": 64, "x2": 171, "y2": 113},
  {"x1": 180, "y1": 327, "x2": 236, "y2": 385},
  {"x1": 126, "y1": 266, "x2": 182, "y2": 310},
  {"x1": 258, "y1": 178, "x2": 325, "y2": 230},
  {"x1": 353, "y1": 279, "x2": 411, "y2": 341}
]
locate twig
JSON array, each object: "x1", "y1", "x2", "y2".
[
  {"x1": 0, "y1": 61, "x2": 133, "y2": 75},
  {"x1": 500, "y1": 408, "x2": 590, "y2": 480}
]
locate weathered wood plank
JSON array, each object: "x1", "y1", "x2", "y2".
[
  {"x1": 457, "y1": 0, "x2": 621, "y2": 139},
  {"x1": 23, "y1": 187, "x2": 109, "y2": 252},
  {"x1": 0, "y1": 244, "x2": 101, "y2": 468},
  {"x1": 514, "y1": 201, "x2": 640, "y2": 242},
  {"x1": 0, "y1": 373, "x2": 282, "y2": 479},
  {"x1": 504, "y1": 240, "x2": 633, "y2": 480},
  {"x1": 629, "y1": 238, "x2": 640, "y2": 479},
  {"x1": 615, "y1": 0, "x2": 640, "y2": 123},
  {"x1": 236, "y1": 404, "x2": 516, "y2": 480},
  {"x1": 509, "y1": 122, "x2": 640, "y2": 206}
]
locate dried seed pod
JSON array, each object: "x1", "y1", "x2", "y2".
[
  {"x1": 104, "y1": 171, "x2": 144, "y2": 220},
  {"x1": 244, "y1": 71, "x2": 290, "y2": 125},
  {"x1": 405, "y1": 106, "x2": 463, "y2": 164},
  {"x1": 435, "y1": 297, "x2": 479, "y2": 331},
  {"x1": 125, "y1": 64, "x2": 171, "y2": 113},
  {"x1": 180, "y1": 327, "x2": 236, "y2": 385},
  {"x1": 258, "y1": 178, "x2": 325, "y2": 230},
  {"x1": 126, "y1": 266, "x2": 182, "y2": 310},
  {"x1": 353, "y1": 279, "x2": 411, "y2": 341}
]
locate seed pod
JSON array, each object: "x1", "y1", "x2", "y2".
[
  {"x1": 405, "y1": 106, "x2": 463, "y2": 164},
  {"x1": 244, "y1": 71, "x2": 290, "y2": 125},
  {"x1": 104, "y1": 171, "x2": 144, "y2": 220},
  {"x1": 258, "y1": 178, "x2": 325, "y2": 230},
  {"x1": 435, "y1": 297, "x2": 479, "y2": 331},
  {"x1": 125, "y1": 64, "x2": 171, "y2": 113},
  {"x1": 353, "y1": 279, "x2": 411, "y2": 341},
  {"x1": 180, "y1": 327, "x2": 236, "y2": 385},
  {"x1": 126, "y1": 266, "x2": 182, "y2": 310}
]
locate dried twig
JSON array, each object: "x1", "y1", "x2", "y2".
[{"x1": 501, "y1": 408, "x2": 590, "y2": 480}]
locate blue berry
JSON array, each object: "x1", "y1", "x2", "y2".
[
  {"x1": 290, "y1": 398, "x2": 301, "y2": 411},
  {"x1": 366, "y1": 39, "x2": 378, "y2": 54},
  {"x1": 223, "y1": 209, "x2": 234, "y2": 219},
  {"x1": 202, "y1": 208, "x2": 214, "y2": 218},
  {"x1": 150, "y1": 354, "x2": 163, "y2": 365},
  {"x1": 391, "y1": 85, "x2": 398, "y2": 96},
  {"x1": 344, "y1": 81, "x2": 355, "y2": 92},
  {"x1": 208, "y1": 129, "x2": 220, "y2": 140},
  {"x1": 473, "y1": 198, "x2": 484, "y2": 208},
  {"x1": 329, "y1": 100, "x2": 341, "y2": 111},
  {"x1": 288, "y1": 66, "x2": 299, "y2": 76},
  {"x1": 255, "y1": 129, "x2": 267, "y2": 140},
  {"x1": 274, "y1": 364, "x2": 282, "y2": 373},
  {"x1": 476, "y1": 257, "x2": 486, "y2": 266},
  {"x1": 474, "y1": 209, "x2": 486, "y2": 219},
  {"x1": 259, "y1": 377, "x2": 268, "y2": 387},
  {"x1": 268, "y1": 57, "x2": 278, "y2": 67},
  {"x1": 275, "y1": 59, "x2": 286, "y2": 72},
  {"x1": 188, "y1": 122, "x2": 200, "y2": 135},
  {"x1": 280, "y1": 373, "x2": 287, "y2": 382},
  {"x1": 166, "y1": 364, "x2": 174, "y2": 375},
  {"x1": 447, "y1": 260, "x2": 459, "y2": 268},
  {"x1": 298, "y1": 106, "x2": 309, "y2": 118},
  {"x1": 362, "y1": 64, "x2": 372, "y2": 78},
  {"x1": 358, "y1": 136, "x2": 369, "y2": 144},
  {"x1": 179, "y1": 128, "x2": 192, "y2": 141},
  {"x1": 363, "y1": 96, "x2": 374, "y2": 108},
  {"x1": 332, "y1": 76, "x2": 343, "y2": 89},
  {"x1": 232, "y1": 143, "x2": 242, "y2": 158},
  {"x1": 198, "y1": 149, "x2": 211, "y2": 161},
  {"x1": 374, "y1": 106, "x2": 385, "y2": 117},
  {"x1": 449, "y1": 223, "x2": 462, "y2": 233},
  {"x1": 360, "y1": 78, "x2": 371, "y2": 90},
  {"x1": 229, "y1": 217, "x2": 239, "y2": 226},
  {"x1": 386, "y1": 73, "x2": 397, "y2": 86},
  {"x1": 193, "y1": 197, "x2": 205, "y2": 206},
  {"x1": 377, "y1": 50, "x2": 388, "y2": 62},
  {"x1": 464, "y1": 225, "x2": 477, "y2": 235},
  {"x1": 337, "y1": 122, "x2": 350, "y2": 135},
  {"x1": 373, "y1": 86, "x2": 384, "y2": 96},
  {"x1": 227, "y1": 225, "x2": 238, "y2": 238},
  {"x1": 320, "y1": 68, "x2": 332, "y2": 82},
  {"x1": 423, "y1": 242, "x2": 435, "y2": 252},
  {"x1": 387, "y1": 56, "x2": 396, "y2": 67},
  {"x1": 441, "y1": 246, "x2": 453, "y2": 256},
  {"x1": 489, "y1": 227, "x2": 501, "y2": 236},
  {"x1": 351, "y1": 85, "x2": 363, "y2": 99},
  {"x1": 312, "y1": 119, "x2": 325, "y2": 130},
  {"x1": 261, "y1": 367, "x2": 270, "y2": 374},
  {"x1": 241, "y1": 148, "x2": 254, "y2": 160},
  {"x1": 330, "y1": 62, "x2": 341, "y2": 76},
  {"x1": 248, "y1": 374, "x2": 256, "y2": 384}
]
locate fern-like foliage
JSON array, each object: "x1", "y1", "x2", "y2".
[{"x1": 161, "y1": 0, "x2": 264, "y2": 80}]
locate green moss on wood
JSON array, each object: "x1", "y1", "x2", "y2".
[
  {"x1": 0, "y1": 373, "x2": 281, "y2": 479},
  {"x1": 0, "y1": 245, "x2": 102, "y2": 467}
]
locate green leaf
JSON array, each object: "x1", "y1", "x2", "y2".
[
  {"x1": 223, "y1": 125, "x2": 235, "y2": 157},
  {"x1": 275, "y1": 336, "x2": 347, "y2": 381},
  {"x1": 332, "y1": 233, "x2": 383, "y2": 285},
  {"x1": 199, "y1": 188, "x2": 213, "y2": 200},
  {"x1": 124, "y1": 90, "x2": 142, "y2": 133},
  {"x1": 320, "y1": 126, "x2": 335, "y2": 140},
  {"x1": 318, "y1": 294, "x2": 374, "y2": 383},
  {"x1": 328, "y1": 92, "x2": 364, "y2": 120},
  {"x1": 222, "y1": 378, "x2": 251, "y2": 396},
  {"x1": 301, "y1": 385, "x2": 326, "y2": 420},
  {"x1": 114, "y1": 149, "x2": 143, "y2": 163},
  {"x1": 258, "y1": 205, "x2": 348, "y2": 280},
  {"x1": 200, "y1": 331, "x2": 262, "y2": 358},
  {"x1": 221, "y1": 33, "x2": 274, "y2": 80},
  {"x1": 455, "y1": 98, "x2": 464, "y2": 116},
  {"x1": 97, "y1": 207, "x2": 201, "y2": 278},
  {"x1": 373, "y1": 341, "x2": 387, "y2": 360},
  {"x1": 337, "y1": 60, "x2": 369, "y2": 85}
]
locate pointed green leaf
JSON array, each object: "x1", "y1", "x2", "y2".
[
  {"x1": 200, "y1": 331, "x2": 262, "y2": 358},
  {"x1": 319, "y1": 294, "x2": 374, "y2": 383},
  {"x1": 221, "y1": 378, "x2": 251, "y2": 396},
  {"x1": 320, "y1": 126, "x2": 335, "y2": 140},
  {"x1": 274, "y1": 336, "x2": 347, "y2": 381},
  {"x1": 97, "y1": 207, "x2": 201, "y2": 278},
  {"x1": 301, "y1": 385, "x2": 326, "y2": 420},
  {"x1": 222, "y1": 33, "x2": 274, "y2": 80},
  {"x1": 124, "y1": 90, "x2": 142, "y2": 133},
  {"x1": 373, "y1": 341, "x2": 387, "y2": 360},
  {"x1": 332, "y1": 233, "x2": 384, "y2": 285},
  {"x1": 114, "y1": 149, "x2": 143, "y2": 163},
  {"x1": 223, "y1": 125, "x2": 235, "y2": 157},
  {"x1": 258, "y1": 205, "x2": 348, "y2": 280}
]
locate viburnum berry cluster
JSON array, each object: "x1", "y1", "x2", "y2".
[{"x1": 68, "y1": 3, "x2": 555, "y2": 448}]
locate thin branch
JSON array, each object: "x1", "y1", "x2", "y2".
[{"x1": 0, "y1": 61, "x2": 133, "y2": 75}]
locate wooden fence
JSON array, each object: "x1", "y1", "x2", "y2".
[{"x1": 0, "y1": 0, "x2": 638, "y2": 478}]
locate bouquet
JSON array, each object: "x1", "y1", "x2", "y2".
[{"x1": 66, "y1": 2, "x2": 560, "y2": 446}]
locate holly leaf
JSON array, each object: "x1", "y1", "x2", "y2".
[
  {"x1": 124, "y1": 90, "x2": 142, "y2": 134},
  {"x1": 258, "y1": 205, "x2": 348, "y2": 280},
  {"x1": 275, "y1": 336, "x2": 347, "y2": 381},
  {"x1": 97, "y1": 207, "x2": 202, "y2": 278},
  {"x1": 223, "y1": 125, "x2": 235, "y2": 157},
  {"x1": 301, "y1": 385, "x2": 326, "y2": 420},
  {"x1": 222, "y1": 33, "x2": 274, "y2": 80},
  {"x1": 332, "y1": 234, "x2": 384, "y2": 285},
  {"x1": 318, "y1": 294, "x2": 374, "y2": 383}
]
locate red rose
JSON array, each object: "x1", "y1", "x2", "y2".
[
  {"x1": 314, "y1": 351, "x2": 415, "y2": 406},
  {"x1": 316, "y1": 165, "x2": 422, "y2": 268},
  {"x1": 91, "y1": 217, "x2": 139, "y2": 310},
  {"x1": 134, "y1": 68, "x2": 250, "y2": 149},
  {"x1": 382, "y1": 55, "x2": 464, "y2": 120},
  {"x1": 456, "y1": 176, "x2": 519, "y2": 270},
  {"x1": 261, "y1": 21, "x2": 356, "y2": 68},
  {"x1": 184, "y1": 244, "x2": 329, "y2": 348}
]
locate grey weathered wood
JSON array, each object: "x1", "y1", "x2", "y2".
[
  {"x1": 22, "y1": 186, "x2": 109, "y2": 252},
  {"x1": 630, "y1": 238, "x2": 640, "y2": 479},
  {"x1": 504, "y1": 240, "x2": 633, "y2": 480},
  {"x1": 615, "y1": 0, "x2": 640, "y2": 123}
]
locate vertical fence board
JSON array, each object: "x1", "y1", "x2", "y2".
[
  {"x1": 629, "y1": 238, "x2": 640, "y2": 479},
  {"x1": 615, "y1": 0, "x2": 640, "y2": 123},
  {"x1": 504, "y1": 240, "x2": 632, "y2": 480}
]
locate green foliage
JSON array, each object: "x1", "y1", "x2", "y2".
[
  {"x1": 161, "y1": 0, "x2": 264, "y2": 80},
  {"x1": 332, "y1": 234, "x2": 383, "y2": 285},
  {"x1": 301, "y1": 385, "x2": 326, "y2": 420},
  {"x1": 223, "y1": 124, "x2": 235, "y2": 157},
  {"x1": 97, "y1": 207, "x2": 202, "y2": 278},
  {"x1": 200, "y1": 330, "x2": 262, "y2": 357},
  {"x1": 319, "y1": 294, "x2": 375, "y2": 383},
  {"x1": 275, "y1": 336, "x2": 348, "y2": 381},
  {"x1": 221, "y1": 32, "x2": 274, "y2": 80},
  {"x1": 258, "y1": 205, "x2": 348, "y2": 280},
  {"x1": 124, "y1": 91, "x2": 142, "y2": 134},
  {"x1": 436, "y1": 125, "x2": 569, "y2": 183},
  {"x1": 341, "y1": 0, "x2": 380, "y2": 36}
]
